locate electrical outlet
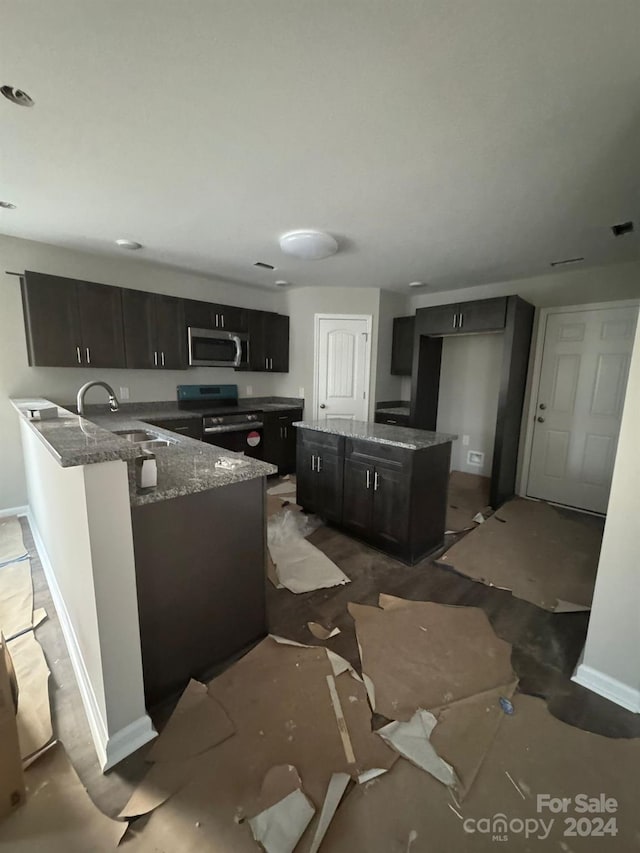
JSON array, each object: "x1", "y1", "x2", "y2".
[
  {"x1": 462, "y1": 434, "x2": 470, "y2": 446},
  {"x1": 246, "y1": 385, "x2": 253, "y2": 396},
  {"x1": 467, "y1": 450, "x2": 484, "y2": 467},
  {"x1": 119, "y1": 386, "x2": 130, "y2": 401},
  {"x1": 298, "y1": 387, "x2": 305, "y2": 399}
]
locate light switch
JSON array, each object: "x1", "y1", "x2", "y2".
[{"x1": 246, "y1": 385, "x2": 253, "y2": 396}]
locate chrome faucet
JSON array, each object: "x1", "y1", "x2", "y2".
[{"x1": 77, "y1": 381, "x2": 120, "y2": 416}]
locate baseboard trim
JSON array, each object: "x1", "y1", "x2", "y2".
[
  {"x1": 0, "y1": 504, "x2": 28, "y2": 519},
  {"x1": 573, "y1": 663, "x2": 640, "y2": 713},
  {"x1": 27, "y1": 509, "x2": 156, "y2": 770},
  {"x1": 104, "y1": 715, "x2": 157, "y2": 771}
]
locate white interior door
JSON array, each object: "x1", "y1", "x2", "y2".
[
  {"x1": 315, "y1": 314, "x2": 371, "y2": 422},
  {"x1": 528, "y1": 306, "x2": 637, "y2": 513}
]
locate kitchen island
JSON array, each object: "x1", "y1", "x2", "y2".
[
  {"x1": 294, "y1": 419, "x2": 456, "y2": 564},
  {"x1": 12, "y1": 398, "x2": 276, "y2": 769}
]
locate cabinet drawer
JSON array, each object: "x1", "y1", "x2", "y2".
[
  {"x1": 147, "y1": 417, "x2": 202, "y2": 440},
  {"x1": 299, "y1": 430, "x2": 343, "y2": 453},
  {"x1": 345, "y1": 438, "x2": 410, "y2": 468},
  {"x1": 375, "y1": 412, "x2": 410, "y2": 427}
]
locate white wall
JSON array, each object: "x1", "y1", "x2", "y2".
[
  {"x1": 21, "y1": 421, "x2": 154, "y2": 767},
  {"x1": 375, "y1": 289, "x2": 410, "y2": 403},
  {"x1": 0, "y1": 234, "x2": 286, "y2": 509},
  {"x1": 574, "y1": 317, "x2": 640, "y2": 711},
  {"x1": 272, "y1": 286, "x2": 382, "y2": 419},
  {"x1": 437, "y1": 334, "x2": 503, "y2": 476}
]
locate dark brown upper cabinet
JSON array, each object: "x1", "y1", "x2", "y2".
[
  {"x1": 390, "y1": 315, "x2": 415, "y2": 375},
  {"x1": 245, "y1": 311, "x2": 290, "y2": 372},
  {"x1": 122, "y1": 290, "x2": 187, "y2": 370},
  {"x1": 415, "y1": 297, "x2": 507, "y2": 336},
  {"x1": 183, "y1": 299, "x2": 247, "y2": 332},
  {"x1": 21, "y1": 271, "x2": 125, "y2": 368}
]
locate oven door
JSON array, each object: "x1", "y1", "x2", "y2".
[
  {"x1": 203, "y1": 425, "x2": 264, "y2": 459},
  {"x1": 188, "y1": 328, "x2": 247, "y2": 367}
]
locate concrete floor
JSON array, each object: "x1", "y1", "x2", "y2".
[{"x1": 20, "y1": 511, "x2": 640, "y2": 821}]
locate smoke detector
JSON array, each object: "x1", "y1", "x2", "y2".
[
  {"x1": 1, "y1": 85, "x2": 34, "y2": 107},
  {"x1": 279, "y1": 230, "x2": 338, "y2": 260}
]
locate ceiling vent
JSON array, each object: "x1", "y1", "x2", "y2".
[
  {"x1": 254, "y1": 261, "x2": 275, "y2": 270},
  {"x1": 1, "y1": 85, "x2": 34, "y2": 107},
  {"x1": 611, "y1": 220, "x2": 634, "y2": 237}
]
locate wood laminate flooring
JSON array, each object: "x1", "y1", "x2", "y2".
[{"x1": 18, "y1": 510, "x2": 640, "y2": 820}]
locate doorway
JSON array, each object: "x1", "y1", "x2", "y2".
[
  {"x1": 313, "y1": 314, "x2": 372, "y2": 422},
  {"x1": 526, "y1": 304, "x2": 638, "y2": 513}
]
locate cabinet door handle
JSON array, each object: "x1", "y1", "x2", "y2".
[
  {"x1": 154, "y1": 351, "x2": 158, "y2": 366},
  {"x1": 220, "y1": 314, "x2": 224, "y2": 328},
  {"x1": 76, "y1": 346, "x2": 82, "y2": 364},
  {"x1": 374, "y1": 471, "x2": 380, "y2": 491},
  {"x1": 86, "y1": 347, "x2": 91, "y2": 364},
  {"x1": 265, "y1": 357, "x2": 268, "y2": 370},
  {"x1": 284, "y1": 426, "x2": 287, "y2": 438},
  {"x1": 366, "y1": 469, "x2": 371, "y2": 489},
  {"x1": 453, "y1": 312, "x2": 457, "y2": 329},
  {"x1": 317, "y1": 455, "x2": 322, "y2": 473},
  {"x1": 214, "y1": 313, "x2": 219, "y2": 328},
  {"x1": 173, "y1": 426, "x2": 190, "y2": 432},
  {"x1": 161, "y1": 351, "x2": 165, "y2": 367},
  {"x1": 459, "y1": 312, "x2": 463, "y2": 329},
  {"x1": 311, "y1": 454, "x2": 316, "y2": 472}
]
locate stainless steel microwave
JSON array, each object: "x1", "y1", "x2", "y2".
[{"x1": 187, "y1": 327, "x2": 249, "y2": 368}]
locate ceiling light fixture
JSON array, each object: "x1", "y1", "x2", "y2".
[
  {"x1": 279, "y1": 230, "x2": 338, "y2": 260},
  {"x1": 275, "y1": 280, "x2": 290, "y2": 287},
  {"x1": 408, "y1": 281, "x2": 427, "y2": 288},
  {"x1": 115, "y1": 239, "x2": 143, "y2": 250},
  {"x1": 1, "y1": 85, "x2": 34, "y2": 107},
  {"x1": 550, "y1": 257, "x2": 584, "y2": 267},
  {"x1": 0, "y1": 201, "x2": 16, "y2": 209}
]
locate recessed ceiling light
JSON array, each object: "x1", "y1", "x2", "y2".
[
  {"x1": 279, "y1": 230, "x2": 338, "y2": 260},
  {"x1": 115, "y1": 239, "x2": 143, "y2": 250},
  {"x1": 550, "y1": 257, "x2": 584, "y2": 267},
  {"x1": 275, "y1": 280, "x2": 290, "y2": 287},
  {"x1": 408, "y1": 281, "x2": 427, "y2": 288},
  {"x1": 0, "y1": 201, "x2": 16, "y2": 210},
  {"x1": 1, "y1": 85, "x2": 34, "y2": 107}
]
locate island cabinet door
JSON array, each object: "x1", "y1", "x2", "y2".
[
  {"x1": 371, "y1": 464, "x2": 410, "y2": 549},
  {"x1": 296, "y1": 442, "x2": 319, "y2": 511},
  {"x1": 342, "y1": 458, "x2": 373, "y2": 536},
  {"x1": 315, "y1": 451, "x2": 343, "y2": 524}
]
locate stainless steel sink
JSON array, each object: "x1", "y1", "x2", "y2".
[
  {"x1": 114, "y1": 430, "x2": 157, "y2": 442},
  {"x1": 138, "y1": 439, "x2": 173, "y2": 450}
]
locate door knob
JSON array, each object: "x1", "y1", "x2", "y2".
[
  {"x1": 539, "y1": 403, "x2": 547, "y2": 410},
  {"x1": 319, "y1": 404, "x2": 326, "y2": 409},
  {"x1": 537, "y1": 416, "x2": 545, "y2": 423}
]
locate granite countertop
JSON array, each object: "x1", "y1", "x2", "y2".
[
  {"x1": 11, "y1": 399, "x2": 277, "y2": 506},
  {"x1": 293, "y1": 418, "x2": 457, "y2": 450}
]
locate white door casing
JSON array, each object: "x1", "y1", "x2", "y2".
[
  {"x1": 527, "y1": 305, "x2": 638, "y2": 513},
  {"x1": 314, "y1": 314, "x2": 372, "y2": 422}
]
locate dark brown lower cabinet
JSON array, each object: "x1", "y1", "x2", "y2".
[
  {"x1": 296, "y1": 432, "x2": 344, "y2": 524},
  {"x1": 131, "y1": 477, "x2": 267, "y2": 707},
  {"x1": 297, "y1": 428, "x2": 452, "y2": 564},
  {"x1": 262, "y1": 409, "x2": 302, "y2": 474}
]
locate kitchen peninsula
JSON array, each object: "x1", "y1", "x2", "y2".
[
  {"x1": 295, "y1": 419, "x2": 456, "y2": 564},
  {"x1": 11, "y1": 397, "x2": 276, "y2": 771}
]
